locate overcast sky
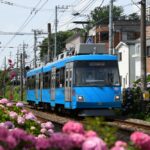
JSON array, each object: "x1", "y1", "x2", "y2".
[{"x1": 0, "y1": 0, "x2": 145, "y2": 68}]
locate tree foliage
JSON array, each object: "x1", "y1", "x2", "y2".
[
  {"x1": 128, "y1": 13, "x2": 140, "y2": 20},
  {"x1": 39, "y1": 30, "x2": 74, "y2": 62},
  {"x1": 90, "y1": 5, "x2": 124, "y2": 25}
]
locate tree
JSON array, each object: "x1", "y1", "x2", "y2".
[
  {"x1": 90, "y1": 5, "x2": 124, "y2": 25},
  {"x1": 128, "y1": 13, "x2": 140, "y2": 21},
  {"x1": 39, "y1": 29, "x2": 83, "y2": 62}
]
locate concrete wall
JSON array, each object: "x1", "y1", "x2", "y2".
[{"x1": 118, "y1": 43, "x2": 129, "y2": 88}]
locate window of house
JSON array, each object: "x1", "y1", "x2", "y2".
[
  {"x1": 100, "y1": 32, "x2": 109, "y2": 42},
  {"x1": 127, "y1": 32, "x2": 140, "y2": 40},
  {"x1": 96, "y1": 33, "x2": 100, "y2": 43},
  {"x1": 135, "y1": 44, "x2": 140, "y2": 55},
  {"x1": 147, "y1": 46, "x2": 150, "y2": 57},
  {"x1": 118, "y1": 52, "x2": 122, "y2": 61}
]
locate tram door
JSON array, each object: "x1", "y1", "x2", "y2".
[
  {"x1": 39, "y1": 73, "x2": 43, "y2": 102},
  {"x1": 35, "y1": 74, "x2": 39, "y2": 101},
  {"x1": 65, "y1": 62, "x2": 73, "y2": 102},
  {"x1": 51, "y1": 67, "x2": 56, "y2": 100}
]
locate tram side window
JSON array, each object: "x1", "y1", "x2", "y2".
[
  {"x1": 27, "y1": 77, "x2": 30, "y2": 89},
  {"x1": 43, "y1": 72, "x2": 50, "y2": 88},
  {"x1": 28, "y1": 76, "x2": 36, "y2": 89},
  {"x1": 56, "y1": 69, "x2": 60, "y2": 88},
  {"x1": 60, "y1": 67, "x2": 65, "y2": 87},
  {"x1": 56, "y1": 68, "x2": 65, "y2": 88},
  {"x1": 38, "y1": 74, "x2": 41, "y2": 89}
]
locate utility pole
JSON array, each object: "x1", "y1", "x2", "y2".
[
  {"x1": 47, "y1": 23, "x2": 51, "y2": 62},
  {"x1": 16, "y1": 48, "x2": 19, "y2": 84},
  {"x1": 33, "y1": 30, "x2": 37, "y2": 68},
  {"x1": 22, "y1": 42, "x2": 27, "y2": 78},
  {"x1": 54, "y1": 5, "x2": 70, "y2": 59},
  {"x1": 54, "y1": 6, "x2": 57, "y2": 59},
  {"x1": 20, "y1": 53, "x2": 23, "y2": 101},
  {"x1": 109, "y1": 0, "x2": 113, "y2": 55},
  {"x1": 3, "y1": 57, "x2": 6, "y2": 97},
  {"x1": 140, "y1": 0, "x2": 146, "y2": 92}
]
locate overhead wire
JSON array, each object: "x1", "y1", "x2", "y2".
[
  {"x1": 23, "y1": 0, "x2": 88, "y2": 44},
  {"x1": 1, "y1": 0, "x2": 49, "y2": 53},
  {"x1": 131, "y1": 0, "x2": 141, "y2": 9},
  {"x1": 58, "y1": 0, "x2": 98, "y2": 30},
  {"x1": 0, "y1": 0, "x2": 53, "y2": 11}
]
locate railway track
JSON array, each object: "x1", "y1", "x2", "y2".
[
  {"x1": 107, "y1": 118, "x2": 150, "y2": 134},
  {"x1": 24, "y1": 103, "x2": 150, "y2": 135}
]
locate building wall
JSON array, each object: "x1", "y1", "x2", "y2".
[
  {"x1": 147, "y1": 58, "x2": 150, "y2": 73},
  {"x1": 95, "y1": 23, "x2": 140, "y2": 49},
  {"x1": 146, "y1": 26, "x2": 150, "y2": 37},
  {"x1": 66, "y1": 36, "x2": 84, "y2": 50},
  {"x1": 118, "y1": 44, "x2": 129, "y2": 88},
  {"x1": 129, "y1": 45, "x2": 136, "y2": 84}
]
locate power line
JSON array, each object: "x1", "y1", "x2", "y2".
[
  {"x1": 131, "y1": 0, "x2": 141, "y2": 9},
  {"x1": 0, "y1": 0, "x2": 52, "y2": 11},
  {"x1": 1, "y1": 0, "x2": 49, "y2": 53},
  {"x1": 58, "y1": 0, "x2": 97, "y2": 29}
]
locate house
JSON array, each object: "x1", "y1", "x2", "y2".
[
  {"x1": 65, "y1": 20, "x2": 140, "y2": 54},
  {"x1": 116, "y1": 38, "x2": 150, "y2": 88},
  {"x1": 65, "y1": 33, "x2": 84, "y2": 51},
  {"x1": 95, "y1": 20, "x2": 140, "y2": 49},
  {"x1": 116, "y1": 41, "x2": 138, "y2": 88}
]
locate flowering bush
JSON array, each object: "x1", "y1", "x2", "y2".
[{"x1": 0, "y1": 98, "x2": 150, "y2": 149}]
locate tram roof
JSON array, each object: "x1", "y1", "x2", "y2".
[
  {"x1": 43, "y1": 54, "x2": 117, "y2": 72},
  {"x1": 26, "y1": 66, "x2": 43, "y2": 77},
  {"x1": 27, "y1": 54, "x2": 118, "y2": 75}
]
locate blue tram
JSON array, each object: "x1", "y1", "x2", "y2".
[{"x1": 26, "y1": 53, "x2": 122, "y2": 116}]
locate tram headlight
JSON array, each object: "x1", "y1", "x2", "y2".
[
  {"x1": 115, "y1": 95, "x2": 120, "y2": 101},
  {"x1": 78, "y1": 96, "x2": 84, "y2": 102}
]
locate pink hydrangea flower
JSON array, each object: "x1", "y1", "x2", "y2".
[
  {"x1": 111, "y1": 146, "x2": 125, "y2": 150},
  {"x1": 111, "y1": 141, "x2": 127, "y2": 150},
  {"x1": 25, "y1": 112, "x2": 36, "y2": 120},
  {"x1": 62, "y1": 120, "x2": 85, "y2": 134},
  {"x1": 9, "y1": 111, "x2": 18, "y2": 119},
  {"x1": 21, "y1": 109, "x2": 28, "y2": 114},
  {"x1": 50, "y1": 132, "x2": 74, "y2": 150},
  {"x1": 16, "y1": 102, "x2": 24, "y2": 108},
  {"x1": 82, "y1": 137, "x2": 107, "y2": 150},
  {"x1": 45, "y1": 121, "x2": 54, "y2": 129},
  {"x1": 0, "y1": 146, "x2": 4, "y2": 150},
  {"x1": 130, "y1": 131, "x2": 150, "y2": 150},
  {"x1": 41, "y1": 121, "x2": 54, "y2": 130},
  {"x1": 37, "y1": 134, "x2": 46, "y2": 138},
  {"x1": 6, "y1": 135, "x2": 17, "y2": 149},
  {"x1": 69, "y1": 133, "x2": 86, "y2": 148},
  {"x1": 6, "y1": 102, "x2": 14, "y2": 107},
  {"x1": 0, "y1": 98, "x2": 9, "y2": 104},
  {"x1": 17, "y1": 116, "x2": 25, "y2": 125},
  {"x1": 85, "y1": 130, "x2": 98, "y2": 138},
  {"x1": 47, "y1": 129, "x2": 54, "y2": 136},
  {"x1": 36, "y1": 137, "x2": 51, "y2": 150},
  {"x1": 0, "y1": 123, "x2": 5, "y2": 128},
  {"x1": 40, "y1": 128, "x2": 47, "y2": 134},
  {"x1": 115, "y1": 141, "x2": 127, "y2": 147}
]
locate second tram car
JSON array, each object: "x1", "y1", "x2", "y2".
[{"x1": 26, "y1": 52, "x2": 122, "y2": 116}]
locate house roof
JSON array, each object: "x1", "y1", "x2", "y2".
[{"x1": 115, "y1": 40, "x2": 138, "y2": 50}]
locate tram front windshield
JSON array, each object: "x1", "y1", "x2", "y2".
[{"x1": 74, "y1": 61, "x2": 120, "y2": 86}]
